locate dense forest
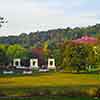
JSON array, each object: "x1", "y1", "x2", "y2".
[{"x1": 0, "y1": 24, "x2": 100, "y2": 48}]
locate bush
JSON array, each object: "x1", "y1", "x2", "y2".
[
  {"x1": 96, "y1": 88, "x2": 100, "y2": 97},
  {"x1": 0, "y1": 91, "x2": 6, "y2": 96}
]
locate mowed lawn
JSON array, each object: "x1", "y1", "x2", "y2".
[{"x1": 0, "y1": 72, "x2": 100, "y2": 88}]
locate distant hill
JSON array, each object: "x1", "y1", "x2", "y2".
[{"x1": 0, "y1": 24, "x2": 100, "y2": 48}]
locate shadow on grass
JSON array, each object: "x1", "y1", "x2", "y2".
[
  {"x1": 0, "y1": 86, "x2": 100, "y2": 98},
  {"x1": 0, "y1": 96, "x2": 99, "y2": 100},
  {"x1": 0, "y1": 72, "x2": 57, "y2": 78}
]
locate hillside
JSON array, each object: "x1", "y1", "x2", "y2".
[{"x1": 0, "y1": 24, "x2": 100, "y2": 48}]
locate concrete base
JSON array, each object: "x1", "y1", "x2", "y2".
[
  {"x1": 23, "y1": 71, "x2": 32, "y2": 74},
  {"x1": 39, "y1": 69, "x2": 49, "y2": 72},
  {"x1": 3, "y1": 71, "x2": 14, "y2": 74}
]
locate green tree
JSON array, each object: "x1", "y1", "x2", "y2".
[
  {"x1": 61, "y1": 43, "x2": 96, "y2": 72},
  {"x1": 51, "y1": 49, "x2": 61, "y2": 68},
  {"x1": 7, "y1": 44, "x2": 28, "y2": 61},
  {"x1": 93, "y1": 45, "x2": 100, "y2": 66},
  {"x1": 0, "y1": 44, "x2": 9, "y2": 65}
]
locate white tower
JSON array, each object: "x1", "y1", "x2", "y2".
[
  {"x1": 48, "y1": 58, "x2": 56, "y2": 70},
  {"x1": 13, "y1": 59, "x2": 21, "y2": 68},
  {"x1": 30, "y1": 59, "x2": 39, "y2": 69}
]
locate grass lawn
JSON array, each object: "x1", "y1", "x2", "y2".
[
  {"x1": 0, "y1": 72, "x2": 100, "y2": 97},
  {"x1": 0, "y1": 72, "x2": 100, "y2": 87}
]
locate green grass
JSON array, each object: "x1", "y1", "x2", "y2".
[
  {"x1": 0, "y1": 72, "x2": 100, "y2": 97},
  {"x1": 0, "y1": 72, "x2": 100, "y2": 88}
]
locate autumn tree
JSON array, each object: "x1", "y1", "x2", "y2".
[{"x1": 61, "y1": 43, "x2": 96, "y2": 72}]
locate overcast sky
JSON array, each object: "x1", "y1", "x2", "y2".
[{"x1": 0, "y1": 0, "x2": 100, "y2": 36}]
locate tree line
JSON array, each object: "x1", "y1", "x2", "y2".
[
  {"x1": 0, "y1": 24, "x2": 100, "y2": 48},
  {"x1": 0, "y1": 42, "x2": 100, "y2": 72}
]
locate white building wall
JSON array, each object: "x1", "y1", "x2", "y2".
[
  {"x1": 48, "y1": 58, "x2": 56, "y2": 69},
  {"x1": 30, "y1": 59, "x2": 39, "y2": 69},
  {"x1": 13, "y1": 59, "x2": 21, "y2": 68}
]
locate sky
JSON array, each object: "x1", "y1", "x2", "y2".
[{"x1": 0, "y1": 0, "x2": 100, "y2": 36}]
